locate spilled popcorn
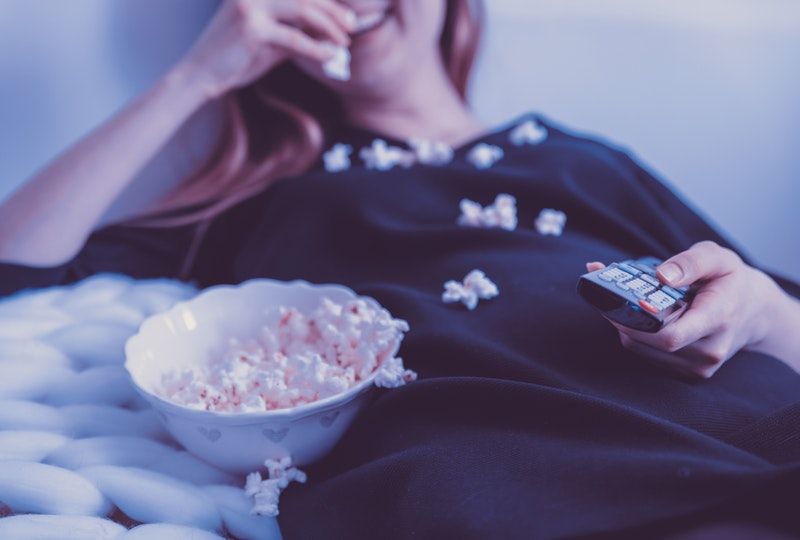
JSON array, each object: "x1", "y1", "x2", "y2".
[
  {"x1": 323, "y1": 143, "x2": 353, "y2": 173},
  {"x1": 408, "y1": 138, "x2": 454, "y2": 166},
  {"x1": 246, "y1": 457, "x2": 307, "y2": 517},
  {"x1": 535, "y1": 208, "x2": 567, "y2": 236},
  {"x1": 373, "y1": 356, "x2": 418, "y2": 388},
  {"x1": 458, "y1": 193, "x2": 517, "y2": 231},
  {"x1": 158, "y1": 297, "x2": 414, "y2": 412},
  {"x1": 360, "y1": 139, "x2": 415, "y2": 171},
  {"x1": 322, "y1": 45, "x2": 351, "y2": 81},
  {"x1": 467, "y1": 143, "x2": 504, "y2": 169},
  {"x1": 509, "y1": 119, "x2": 547, "y2": 146},
  {"x1": 442, "y1": 270, "x2": 499, "y2": 310}
]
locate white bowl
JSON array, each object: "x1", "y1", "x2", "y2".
[{"x1": 124, "y1": 279, "x2": 393, "y2": 475}]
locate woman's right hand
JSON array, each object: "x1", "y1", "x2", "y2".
[{"x1": 177, "y1": 0, "x2": 357, "y2": 101}]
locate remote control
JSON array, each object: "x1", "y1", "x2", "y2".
[{"x1": 576, "y1": 257, "x2": 694, "y2": 333}]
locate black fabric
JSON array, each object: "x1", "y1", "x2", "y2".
[{"x1": 2, "y1": 113, "x2": 800, "y2": 539}]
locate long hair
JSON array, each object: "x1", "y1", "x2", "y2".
[{"x1": 121, "y1": 0, "x2": 484, "y2": 272}]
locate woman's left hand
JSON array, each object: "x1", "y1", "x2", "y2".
[{"x1": 587, "y1": 240, "x2": 799, "y2": 379}]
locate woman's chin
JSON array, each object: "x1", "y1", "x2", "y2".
[{"x1": 345, "y1": 60, "x2": 408, "y2": 93}]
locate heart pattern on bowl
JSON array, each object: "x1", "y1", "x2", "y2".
[
  {"x1": 197, "y1": 426, "x2": 221, "y2": 442},
  {"x1": 262, "y1": 427, "x2": 290, "y2": 442},
  {"x1": 319, "y1": 411, "x2": 340, "y2": 428}
]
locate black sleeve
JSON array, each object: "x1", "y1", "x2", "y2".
[
  {"x1": 621, "y1": 151, "x2": 800, "y2": 300},
  {"x1": 0, "y1": 221, "x2": 202, "y2": 298}
]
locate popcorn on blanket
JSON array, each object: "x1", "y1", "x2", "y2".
[
  {"x1": 535, "y1": 208, "x2": 567, "y2": 236},
  {"x1": 408, "y1": 138, "x2": 454, "y2": 166},
  {"x1": 246, "y1": 457, "x2": 307, "y2": 517},
  {"x1": 323, "y1": 143, "x2": 353, "y2": 173},
  {"x1": 458, "y1": 193, "x2": 518, "y2": 231},
  {"x1": 442, "y1": 270, "x2": 499, "y2": 310},
  {"x1": 467, "y1": 143, "x2": 504, "y2": 169},
  {"x1": 509, "y1": 119, "x2": 548, "y2": 146},
  {"x1": 360, "y1": 139, "x2": 416, "y2": 171}
]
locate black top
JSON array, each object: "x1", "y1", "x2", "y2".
[{"x1": 3, "y1": 113, "x2": 800, "y2": 538}]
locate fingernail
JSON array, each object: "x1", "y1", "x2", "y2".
[{"x1": 658, "y1": 262, "x2": 683, "y2": 284}]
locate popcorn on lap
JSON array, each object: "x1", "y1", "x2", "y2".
[
  {"x1": 458, "y1": 193, "x2": 518, "y2": 231},
  {"x1": 442, "y1": 270, "x2": 499, "y2": 310},
  {"x1": 535, "y1": 208, "x2": 567, "y2": 236}
]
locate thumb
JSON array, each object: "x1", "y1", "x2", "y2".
[{"x1": 656, "y1": 241, "x2": 741, "y2": 287}]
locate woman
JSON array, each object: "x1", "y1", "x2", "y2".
[{"x1": 1, "y1": 0, "x2": 799, "y2": 537}]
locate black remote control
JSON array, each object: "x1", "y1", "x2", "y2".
[{"x1": 577, "y1": 257, "x2": 694, "y2": 333}]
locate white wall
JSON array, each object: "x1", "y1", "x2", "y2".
[
  {"x1": 0, "y1": 0, "x2": 221, "y2": 222},
  {"x1": 1, "y1": 0, "x2": 798, "y2": 280},
  {"x1": 471, "y1": 0, "x2": 800, "y2": 280}
]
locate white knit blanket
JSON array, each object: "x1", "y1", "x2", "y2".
[{"x1": 0, "y1": 274, "x2": 282, "y2": 540}]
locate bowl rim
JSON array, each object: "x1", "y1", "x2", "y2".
[{"x1": 124, "y1": 278, "x2": 396, "y2": 423}]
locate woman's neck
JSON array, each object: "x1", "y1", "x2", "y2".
[{"x1": 340, "y1": 59, "x2": 486, "y2": 148}]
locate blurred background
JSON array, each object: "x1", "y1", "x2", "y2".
[{"x1": 1, "y1": 0, "x2": 798, "y2": 280}]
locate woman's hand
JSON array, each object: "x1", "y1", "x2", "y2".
[
  {"x1": 587, "y1": 241, "x2": 800, "y2": 379},
  {"x1": 175, "y1": 0, "x2": 357, "y2": 100}
]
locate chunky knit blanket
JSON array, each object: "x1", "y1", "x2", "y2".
[{"x1": 0, "y1": 274, "x2": 281, "y2": 540}]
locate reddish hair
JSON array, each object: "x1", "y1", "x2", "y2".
[{"x1": 122, "y1": 0, "x2": 484, "y2": 272}]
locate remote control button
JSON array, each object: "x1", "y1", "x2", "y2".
[
  {"x1": 640, "y1": 274, "x2": 660, "y2": 287},
  {"x1": 631, "y1": 261, "x2": 657, "y2": 275},
  {"x1": 638, "y1": 299, "x2": 660, "y2": 314},
  {"x1": 615, "y1": 280, "x2": 631, "y2": 291},
  {"x1": 648, "y1": 290, "x2": 676, "y2": 310},
  {"x1": 616, "y1": 262, "x2": 641, "y2": 276},
  {"x1": 599, "y1": 268, "x2": 633, "y2": 282},
  {"x1": 661, "y1": 286, "x2": 684, "y2": 301},
  {"x1": 626, "y1": 278, "x2": 655, "y2": 298}
]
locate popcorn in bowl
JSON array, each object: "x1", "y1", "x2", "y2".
[
  {"x1": 125, "y1": 279, "x2": 417, "y2": 516},
  {"x1": 157, "y1": 297, "x2": 415, "y2": 413},
  {"x1": 124, "y1": 279, "x2": 417, "y2": 477}
]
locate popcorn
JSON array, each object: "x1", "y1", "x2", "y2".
[
  {"x1": 408, "y1": 138, "x2": 454, "y2": 166},
  {"x1": 374, "y1": 356, "x2": 417, "y2": 388},
  {"x1": 535, "y1": 208, "x2": 567, "y2": 236},
  {"x1": 323, "y1": 143, "x2": 353, "y2": 173},
  {"x1": 251, "y1": 484, "x2": 281, "y2": 517},
  {"x1": 360, "y1": 139, "x2": 415, "y2": 171},
  {"x1": 467, "y1": 143, "x2": 504, "y2": 169},
  {"x1": 442, "y1": 270, "x2": 499, "y2": 310},
  {"x1": 457, "y1": 193, "x2": 517, "y2": 231},
  {"x1": 158, "y1": 297, "x2": 412, "y2": 413},
  {"x1": 509, "y1": 119, "x2": 547, "y2": 146},
  {"x1": 244, "y1": 471, "x2": 263, "y2": 498},
  {"x1": 246, "y1": 457, "x2": 307, "y2": 517},
  {"x1": 322, "y1": 45, "x2": 351, "y2": 81}
]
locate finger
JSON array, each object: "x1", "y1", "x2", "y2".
[
  {"x1": 656, "y1": 241, "x2": 741, "y2": 288},
  {"x1": 609, "y1": 295, "x2": 724, "y2": 353},
  {"x1": 618, "y1": 332, "x2": 721, "y2": 379},
  {"x1": 686, "y1": 331, "x2": 736, "y2": 368},
  {"x1": 618, "y1": 333, "x2": 705, "y2": 379},
  {"x1": 586, "y1": 261, "x2": 606, "y2": 272},
  {"x1": 269, "y1": 23, "x2": 337, "y2": 63},
  {"x1": 273, "y1": 1, "x2": 351, "y2": 46}
]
